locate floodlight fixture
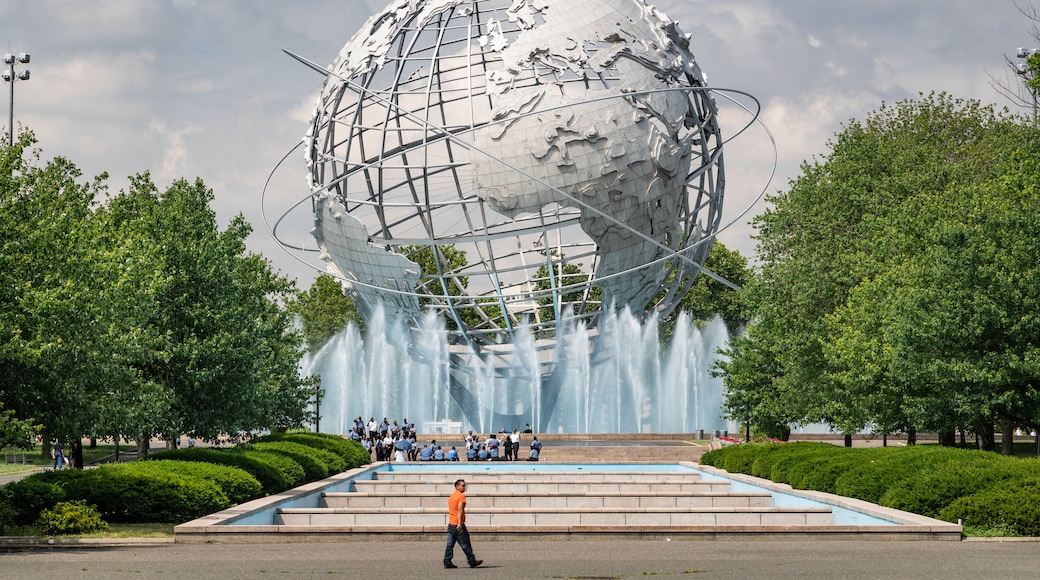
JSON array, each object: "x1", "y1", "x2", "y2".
[{"x1": 3, "y1": 51, "x2": 30, "y2": 147}]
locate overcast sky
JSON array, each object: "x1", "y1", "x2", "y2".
[{"x1": 3, "y1": 0, "x2": 1035, "y2": 287}]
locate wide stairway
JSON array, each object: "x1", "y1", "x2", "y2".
[{"x1": 275, "y1": 469, "x2": 834, "y2": 536}]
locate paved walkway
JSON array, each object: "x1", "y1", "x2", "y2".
[{"x1": 2, "y1": 538, "x2": 1039, "y2": 579}]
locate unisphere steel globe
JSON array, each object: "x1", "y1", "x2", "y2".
[{"x1": 304, "y1": 0, "x2": 725, "y2": 428}]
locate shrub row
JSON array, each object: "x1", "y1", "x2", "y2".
[
  {"x1": 0, "y1": 432, "x2": 371, "y2": 532},
  {"x1": 701, "y1": 443, "x2": 1040, "y2": 536}
]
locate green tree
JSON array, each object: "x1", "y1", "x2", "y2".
[
  {"x1": 290, "y1": 274, "x2": 363, "y2": 352},
  {"x1": 0, "y1": 131, "x2": 146, "y2": 464},
  {"x1": 103, "y1": 174, "x2": 316, "y2": 444},
  {"x1": 0, "y1": 134, "x2": 316, "y2": 461},
  {"x1": 668, "y1": 241, "x2": 750, "y2": 336},
  {"x1": 0, "y1": 402, "x2": 41, "y2": 449},
  {"x1": 718, "y1": 94, "x2": 1039, "y2": 447}
]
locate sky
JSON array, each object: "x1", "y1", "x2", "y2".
[{"x1": 3, "y1": 0, "x2": 1036, "y2": 288}]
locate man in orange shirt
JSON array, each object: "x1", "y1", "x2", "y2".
[{"x1": 444, "y1": 479, "x2": 482, "y2": 569}]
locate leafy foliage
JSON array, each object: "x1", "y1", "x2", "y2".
[
  {"x1": 125, "y1": 460, "x2": 263, "y2": 504},
  {"x1": 1, "y1": 476, "x2": 67, "y2": 526},
  {"x1": 288, "y1": 274, "x2": 363, "y2": 351},
  {"x1": 142, "y1": 448, "x2": 289, "y2": 495},
  {"x1": 715, "y1": 94, "x2": 1040, "y2": 446},
  {"x1": 35, "y1": 500, "x2": 108, "y2": 535},
  {"x1": 940, "y1": 478, "x2": 1040, "y2": 536},
  {"x1": 246, "y1": 442, "x2": 329, "y2": 482},
  {"x1": 702, "y1": 442, "x2": 1040, "y2": 535},
  {"x1": 0, "y1": 134, "x2": 316, "y2": 451}
]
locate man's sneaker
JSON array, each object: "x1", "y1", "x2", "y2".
[
  {"x1": 469, "y1": 560, "x2": 483, "y2": 568},
  {"x1": 444, "y1": 563, "x2": 458, "y2": 569}
]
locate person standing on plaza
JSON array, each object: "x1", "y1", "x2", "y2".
[
  {"x1": 444, "y1": 479, "x2": 482, "y2": 569},
  {"x1": 510, "y1": 429, "x2": 521, "y2": 462},
  {"x1": 51, "y1": 439, "x2": 65, "y2": 470}
]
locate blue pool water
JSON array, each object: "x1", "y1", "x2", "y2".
[{"x1": 226, "y1": 462, "x2": 897, "y2": 527}]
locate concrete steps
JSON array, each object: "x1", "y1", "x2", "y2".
[
  {"x1": 537, "y1": 445, "x2": 709, "y2": 463},
  {"x1": 272, "y1": 469, "x2": 835, "y2": 533},
  {"x1": 323, "y1": 491, "x2": 774, "y2": 509},
  {"x1": 276, "y1": 506, "x2": 833, "y2": 527}
]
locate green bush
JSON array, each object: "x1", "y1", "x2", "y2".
[
  {"x1": 341, "y1": 438, "x2": 372, "y2": 468},
  {"x1": 252, "y1": 441, "x2": 347, "y2": 476},
  {"x1": 1, "y1": 475, "x2": 68, "y2": 526},
  {"x1": 939, "y1": 479, "x2": 1040, "y2": 536},
  {"x1": 830, "y1": 447, "x2": 907, "y2": 502},
  {"x1": 0, "y1": 495, "x2": 16, "y2": 534},
  {"x1": 35, "y1": 500, "x2": 109, "y2": 535},
  {"x1": 229, "y1": 449, "x2": 306, "y2": 488},
  {"x1": 142, "y1": 448, "x2": 289, "y2": 495},
  {"x1": 253, "y1": 432, "x2": 363, "y2": 466},
  {"x1": 788, "y1": 452, "x2": 863, "y2": 493},
  {"x1": 763, "y1": 443, "x2": 844, "y2": 486},
  {"x1": 127, "y1": 460, "x2": 263, "y2": 504},
  {"x1": 247, "y1": 442, "x2": 328, "y2": 482},
  {"x1": 880, "y1": 452, "x2": 1024, "y2": 518},
  {"x1": 701, "y1": 443, "x2": 771, "y2": 473},
  {"x1": 747, "y1": 445, "x2": 792, "y2": 479},
  {"x1": 59, "y1": 464, "x2": 229, "y2": 523}
]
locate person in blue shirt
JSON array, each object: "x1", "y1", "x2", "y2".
[
  {"x1": 527, "y1": 437, "x2": 541, "y2": 461},
  {"x1": 446, "y1": 447, "x2": 459, "y2": 461},
  {"x1": 420, "y1": 445, "x2": 433, "y2": 461},
  {"x1": 477, "y1": 447, "x2": 489, "y2": 461},
  {"x1": 434, "y1": 447, "x2": 446, "y2": 461},
  {"x1": 487, "y1": 435, "x2": 500, "y2": 460},
  {"x1": 466, "y1": 446, "x2": 478, "y2": 461}
]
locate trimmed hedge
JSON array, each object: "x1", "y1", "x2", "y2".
[
  {"x1": 1, "y1": 475, "x2": 69, "y2": 526},
  {"x1": 832, "y1": 446, "x2": 938, "y2": 503},
  {"x1": 54, "y1": 463, "x2": 229, "y2": 523},
  {"x1": 246, "y1": 442, "x2": 328, "y2": 483},
  {"x1": 940, "y1": 478, "x2": 1040, "y2": 536},
  {"x1": 142, "y1": 448, "x2": 289, "y2": 495},
  {"x1": 700, "y1": 442, "x2": 1040, "y2": 535},
  {"x1": 880, "y1": 453, "x2": 1030, "y2": 518},
  {"x1": 228, "y1": 449, "x2": 306, "y2": 488},
  {"x1": 253, "y1": 432, "x2": 367, "y2": 467},
  {"x1": 126, "y1": 460, "x2": 263, "y2": 504},
  {"x1": 251, "y1": 441, "x2": 348, "y2": 477}
]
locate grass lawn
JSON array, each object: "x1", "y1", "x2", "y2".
[
  {"x1": 2, "y1": 443, "x2": 122, "y2": 468},
  {"x1": 3, "y1": 523, "x2": 176, "y2": 539}
]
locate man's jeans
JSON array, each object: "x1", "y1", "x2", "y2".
[{"x1": 444, "y1": 524, "x2": 476, "y2": 565}]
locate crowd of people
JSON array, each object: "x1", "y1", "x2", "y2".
[{"x1": 345, "y1": 416, "x2": 542, "y2": 462}]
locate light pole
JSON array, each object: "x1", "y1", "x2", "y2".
[
  {"x1": 1016, "y1": 47, "x2": 1038, "y2": 124},
  {"x1": 2, "y1": 52, "x2": 30, "y2": 147}
]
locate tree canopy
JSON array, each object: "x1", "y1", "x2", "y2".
[
  {"x1": 0, "y1": 133, "x2": 315, "y2": 460},
  {"x1": 715, "y1": 93, "x2": 1040, "y2": 452}
]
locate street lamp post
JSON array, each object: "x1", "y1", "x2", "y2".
[
  {"x1": 1016, "y1": 47, "x2": 1038, "y2": 124},
  {"x1": 2, "y1": 52, "x2": 30, "y2": 147}
]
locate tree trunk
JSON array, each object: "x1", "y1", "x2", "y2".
[
  {"x1": 1000, "y1": 414, "x2": 1015, "y2": 456},
  {"x1": 844, "y1": 434, "x2": 853, "y2": 448},
  {"x1": 137, "y1": 436, "x2": 150, "y2": 456},
  {"x1": 42, "y1": 432, "x2": 53, "y2": 460},
  {"x1": 938, "y1": 429, "x2": 956, "y2": 447},
  {"x1": 882, "y1": 433, "x2": 887, "y2": 447},
  {"x1": 89, "y1": 437, "x2": 96, "y2": 449},
  {"x1": 907, "y1": 427, "x2": 917, "y2": 446},
  {"x1": 71, "y1": 439, "x2": 84, "y2": 469},
  {"x1": 976, "y1": 422, "x2": 996, "y2": 452}
]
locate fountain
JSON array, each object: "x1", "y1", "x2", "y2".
[{"x1": 302, "y1": 308, "x2": 730, "y2": 435}]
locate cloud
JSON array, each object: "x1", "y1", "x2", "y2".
[{"x1": 147, "y1": 119, "x2": 200, "y2": 185}]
